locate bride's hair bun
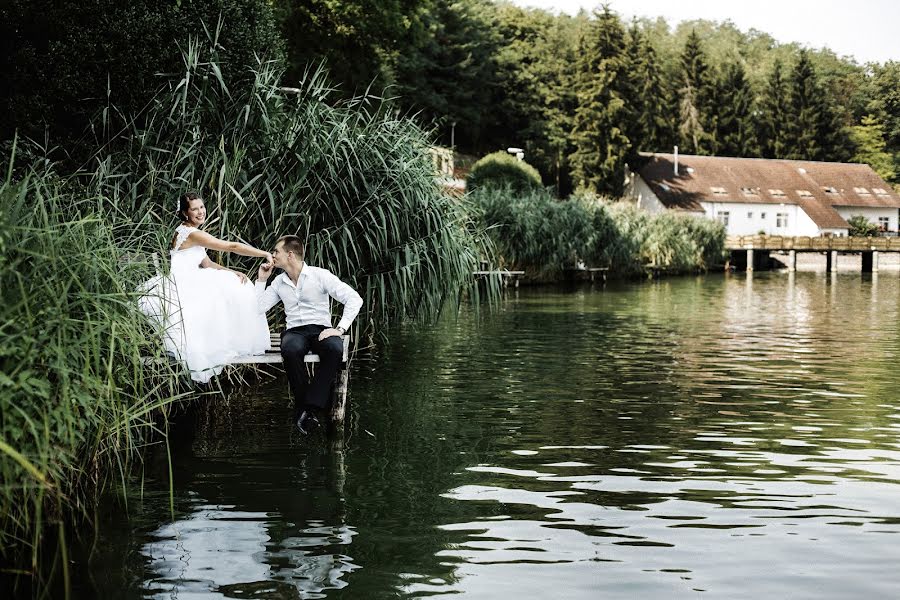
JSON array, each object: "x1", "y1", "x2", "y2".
[{"x1": 177, "y1": 191, "x2": 202, "y2": 221}]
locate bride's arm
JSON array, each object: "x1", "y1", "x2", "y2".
[
  {"x1": 187, "y1": 230, "x2": 272, "y2": 262},
  {"x1": 200, "y1": 255, "x2": 249, "y2": 283}
]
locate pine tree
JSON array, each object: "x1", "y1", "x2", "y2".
[
  {"x1": 716, "y1": 61, "x2": 758, "y2": 157},
  {"x1": 759, "y1": 60, "x2": 790, "y2": 158},
  {"x1": 785, "y1": 50, "x2": 851, "y2": 162},
  {"x1": 625, "y1": 22, "x2": 671, "y2": 154},
  {"x1": 677, "y1": 30, "x2": 713, "y2": 154},
  {"x1": 570, "y1": 6, "x2": 631, "y2": 195}
]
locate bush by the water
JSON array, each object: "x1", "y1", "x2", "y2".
[
  {"x1": 848, "y1": 214, "x2": 880, "y2": 236},
  {"x1": 466, "y1": 151, "x2": 543, "y2": 194},
  {"x1": 472, "y1": 187, "x2": 725, "y2": 277}
]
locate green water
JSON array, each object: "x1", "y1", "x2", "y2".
[{"x1": 71, "y1": 272, "x2": 900, "y2": 599}]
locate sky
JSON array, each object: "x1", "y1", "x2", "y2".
[{"x1": 509, "y1": 0, "x2": 900, "y2": 64}]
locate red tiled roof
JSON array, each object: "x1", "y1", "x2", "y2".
[{"x1": 636, "y1": 153, "x2": 900, "y2": 229}]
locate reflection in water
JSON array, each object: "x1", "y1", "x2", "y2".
[
  {"x1": 143, "y1": 503, "x2": 357, "y2": 599},
  {"x1": 64, "y1": 272, "x2": 900, "y2": 599}
]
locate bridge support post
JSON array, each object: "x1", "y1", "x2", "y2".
[
  {"x1": 746, "y1": 248, "x2": 754, "y2": 272},
  {"x1": 873, "y1": 250, "x2": 879, "y2": 273},
  {"x1": 826, "y1": 251, "x2": 838, "y2": 273},
  {"x1": 862, "y1": 251, "x2": 874, "y2": 273},
  {"x1": 787, "y1": 250, "x2": 796, "y2": 272}
]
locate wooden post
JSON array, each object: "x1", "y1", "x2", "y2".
[
  {"x1": 825, "y1": 251, "x2": 834, "y2": 273},
  {"x1": 787, "y1": 250, "x2": 796, "y2": 272},
  {"x1": 330, "y1": 368, "x2": 349, "y2": 424},
  {"x1": 746, "y1": 248, "x2": 754, "y2": 272},
  {"x1": 862, "y1": 251, "x2": 873, "y2": 273},
  {"x1": 873, "y1": 250, "x2": 880, "y2": 273}
]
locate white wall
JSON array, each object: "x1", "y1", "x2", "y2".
[
  {"x1": 700, "y1": 201, "x2": 823, "y2": 236},
  {"x1": 632, "y1": 176, "x2": 668, "y2": 213},
  {"x1": 834, "y1": 206, "x2": 898, "y2": 231}
]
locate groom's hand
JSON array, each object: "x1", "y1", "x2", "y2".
[
  {"x1": 318, "y1": 328, "x2": 342, "y2": 341},
  {"x1": 257, "y1": 261, "x2": 274, "y2": 282}
]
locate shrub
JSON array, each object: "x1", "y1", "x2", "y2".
[
  {"x1": 467, "y1": 151, "x2": 543, "y2": 194},
  {"x1": 848, "y1": 215, "x2": 879, "y2": 236}
]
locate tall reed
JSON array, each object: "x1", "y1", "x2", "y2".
[
  {"x1": 87, "y1": 39, "x2": 493, "y2": 332},
  {"x1": 0, "y1": 157, "x2": 186, "y2": 584}
]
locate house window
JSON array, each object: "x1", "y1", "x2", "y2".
[
  {"x1": 796, "y1": 190, "x2": 813, "y2": 198},
  {"x1": 710, "y1": 186, "x2": 728, "y2": 196},
  {"x1": 769, "y1": 189, "x2": 786, "y2": 198},
  {"x1": 878, "y1": 216, "x2": 890, "y2": 230},
  {"x1": 747, "y1": 211, "x2": 754, "y2": 219},
  {"x1": 823, "y1": 186, "x2": 839, "y2": 194},
  {"x1": 760, "y1": 212, "x2": 767, "y2": 219},
  {"x1": 741, "y1": 187, "x2": 758, "y2": 196},
  {"x1": 776, "y1": 213, "x2": 789, "y2": 228},
  {"x1": 873, "y1": 188, "x2": 890, "y2": 196},
  {"x1": 854, "y1": 187, "x2": 871, "y2": 195},
  {"x1": 717, "y1": 211, "x2": 730, "y2": 226}
]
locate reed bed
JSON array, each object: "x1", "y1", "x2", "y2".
[{"x1": 472, "y1": 187, "x2": 726, "y2": 277}]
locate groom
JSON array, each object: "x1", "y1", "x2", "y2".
[{"x1": 256, "y1": 235, "x2": 363, "y2": 434}]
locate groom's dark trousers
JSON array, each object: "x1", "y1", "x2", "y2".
[{"x1": 281, "y1": 324, "x2": 344, "y2": 411}]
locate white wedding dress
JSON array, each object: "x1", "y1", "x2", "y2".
[{"x1": 139, "y1": 225, "x2": 270, "y2": 383}]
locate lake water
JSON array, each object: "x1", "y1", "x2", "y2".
[{"x1": 70, "y1": 272, "x2": 900, "y2": 599}]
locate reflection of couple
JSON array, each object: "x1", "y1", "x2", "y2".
[{"x1": 140, "y1": 192, "x2": 362, "y2": 432}]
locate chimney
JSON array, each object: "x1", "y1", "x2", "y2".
[{"x1": 673, "y1": 145, "x2": 679, "y2": 176}]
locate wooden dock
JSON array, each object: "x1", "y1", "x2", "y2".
[
  {"x1": 473, "y1": 269, "x2": 525, "y2": 287},
  {"x1": 725, "y1": 235, "x2": 900, "y2": 272}
]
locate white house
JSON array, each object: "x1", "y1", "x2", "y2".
[{"x1": 626, "y1": 152, "x2": 900, "y2": 236}]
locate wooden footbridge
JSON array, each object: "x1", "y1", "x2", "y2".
[{"x1": 726, "y1": 235, "x2": 900, "y2": 272}]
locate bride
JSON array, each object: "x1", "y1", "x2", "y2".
[{"x1": 139, "y1": 191, "x2": 271, "y2": 383}]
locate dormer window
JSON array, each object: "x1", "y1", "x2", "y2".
[
  {"x1": 769, "y1": 189, "x2": 786, "y2": 198},
  {"x1": 823, "y1": 186, "x2": 839, "y2": 194},
  {"x1": 873, "y1": 187, "x2": 890, "y2": 196},
  {"x1": 854, "y1": 187, "x2": 871, "y2": 195},
  {"x1": 797, "y1": 190, "x2": 813, "y2": 198},
  {"x1": 710, "y1": 186, "x2": 728, "y2": 196},
  {"x1": 740, "y1": 187, "x2": 758, "y2": 196}
]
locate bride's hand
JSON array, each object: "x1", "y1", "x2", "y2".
[
  {"x1": 233, "y1": 270, "x2": 249, "y2": 284},
  {"x1": 264, "y1": 252, "x2": 274, "y2": 267}
]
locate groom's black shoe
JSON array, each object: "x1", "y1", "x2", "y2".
[{"x1": 295, "y1": 410, "x2": 321, "y2": 435}]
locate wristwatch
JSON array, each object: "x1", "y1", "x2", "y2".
[{"x1": 336, "y1": 326, "x2": 346, "y2": 335}]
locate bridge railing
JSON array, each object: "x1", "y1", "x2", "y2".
[{"x1": 725, "y1": 235, "x2": 900, "y2": 251}]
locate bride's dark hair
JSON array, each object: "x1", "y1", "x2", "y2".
[{"x1": 177, "y1": 191, "x2": 202, "y2": 221}]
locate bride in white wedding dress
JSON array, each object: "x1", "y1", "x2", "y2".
[{"x1": 139, "y1": 192, "x2": 271, "y2": 383}]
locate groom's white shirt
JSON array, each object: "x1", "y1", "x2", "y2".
[{"x1": 255, "y1": 263, "x2": 362, "y2": 331}]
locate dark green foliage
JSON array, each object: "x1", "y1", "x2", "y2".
[
  {"x1": 759, "y1": 60, "x2": 791, "y2": 158},
  {"x1": 274, "y1": 0, "x2": 423, "y2": 95},
  {"x1": 393, "y1": 0, "x2": 500, "y2": 150},
  {"x1": 785, "y1": 50, "x2": 853, "y2": 162},
  {"x1": 715, "y1": 62, "x2": 759, "y2": 156},
  {"x1": 0, "y1": 0, "x2": 283, "y2": 158},
  {"x1": 627, "y1": 23, "x2": 673, "y2": 154},
  {"x1": 467, "y1": 151, "x2": 543, "y2": 194},
  {"x1": 677, "y1": 30, "x2": 714, "y2": 154},
  {"x1": 571, "y1": 7, "x2": 631, "y2": 195},
  {"x1": 848, "y1": 214, "x2": 880, "y2": 236}
]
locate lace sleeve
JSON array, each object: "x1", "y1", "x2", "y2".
[{"x1": 172, "y1": 225, "x2": 193, "y2": 252}]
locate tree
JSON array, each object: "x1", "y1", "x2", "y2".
[
  {"x1": 715, "y1": 61, "x2": 758, "y2": 156},
  {"x1": 759, "y1": 60, "x2": 790, "y2": 158},
  {"x1": 676, "y1": 30, "x2": 714, "y2": 154},
  {"x1": 851, "y1": 115, "x2": 897, "y2": 182},
  {"x1": 625, "y1": 22, "x2": 672, "y2": 154},
  {"x1": 392, "y1": 0, "x2": 501, "y2": 152},
  {"x1": 570, "y1": 6, "x2": 631, "y2": 195},
  {"x1": 785, "y1": 50, "x2": 852, "y2": 162},
  {"x1": 0, "y1": 0, "x2": 283, "y2": 155}
]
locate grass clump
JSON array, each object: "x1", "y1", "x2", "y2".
[{"x1": 466, "y1": 151, "x2": 544, "y2": 194}]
